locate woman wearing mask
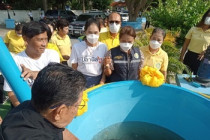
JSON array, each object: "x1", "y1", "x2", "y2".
[
  {"x1": 180, "y1": 9, "x2": 210, "y2": 75},
  {"x1": 69, "y1": 18, "x2": 107, "y2": 88},
  {"x1": 103, "y1": 26, "x2": 144, "y2": 82},
  {"x1": 140, "y1": 28, "x2": 168, "y2": 80},
  {"x1": 4, "y1": 23, "x2": 25, "y2": 54}
]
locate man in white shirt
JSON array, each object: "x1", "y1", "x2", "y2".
[{"x1": 3, "y1": 21, "x2": 60, "y2": 107}]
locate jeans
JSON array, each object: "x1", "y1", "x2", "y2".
[{"x1": 83, "y1": 74, "x2": 102, "y2": 88}]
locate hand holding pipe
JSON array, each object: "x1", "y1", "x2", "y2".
[{"x1": 0, "y1": 38, "x2": 31, "y2": 102}]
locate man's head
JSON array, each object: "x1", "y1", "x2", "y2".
[
  {"x1": 108, "y1": 12, "x2": 121, "y2": 34},
  {"x1": 22, "y1": 21, "x2": 51, "y2": 56},
  {"x1": 31, "y1": 63, "x2": 86, "y2": 128},
  {"x1": 57, "y1": 19, "x2": 69, "y2": 36}
]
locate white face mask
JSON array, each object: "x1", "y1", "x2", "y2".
[
  {"x1": 204, "y1": 17, "x2": 210, "y2": 25},
  {"x1": 109, "y1": 23, "x2": 121, "y2": 33},
  {"x1": 86, "y1": 34, "x2": 99, "y2": 44},
  {"x1": 120, "y1": 43, "x2": 133, "y2": 52},
  {"x1": 17, "y1": 34, "x2": 22, "y2": 37},
  {"x1": 149, "y1": 40, "x2": 162, "y2": 49}
]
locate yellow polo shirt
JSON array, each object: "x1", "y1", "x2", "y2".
[
  {"x1": 47, "y1": 43, "x2": 64, "y2": 62},
  {"x1": 99, "y1": 31, "x2": 120, "y2": 50},
  {"x1": 4, "y1": 30, "x2": 25, "y2": 54},
  {"x1": 186, "y1": 27, "x2": 210, "y2": 53},
  {"x1": 50, "y1": 33, "x2": 71, "y2": 57},
  {"x1": 140, "y1": 46, "x2": 168, "y2": 71}
]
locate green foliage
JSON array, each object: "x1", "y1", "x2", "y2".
[
  {"x1": 92, "y1": 0, "x2": 112, "y2": 10},
  {"x1": 134, "y1": 31, "x2": 149, "y2": 47},
  {"x1": 70, "y1": 0, "x2": 112, "y2": 10},
  {"x1": 161, "y1": 41, "x2": 189, "y2": 75},
  {"x1": 71, "y1": 0, "x2": 83, "y2": 10},
  {"x1": 147, "y1": 0, "x2": 210, "y2": 45},
  {"x1": 8, "y1": 0, "x2": 43, "y2": 10}
]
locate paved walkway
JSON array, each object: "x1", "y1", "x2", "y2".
[{"x1": 0, "y1": 25, "x2": 10, "y2": 38}]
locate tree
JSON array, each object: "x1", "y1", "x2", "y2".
[
  {"x1": 125, "y1": 0, "x2": 149, "y2": 21},
  {"x1": 70, "y1": 0, "x2": 90, "y2": 10},
  {"x1": 148, "y1": 0, "x2": 210, "y2": 45},
  {"x1": 91, "y1": 0, "x2": 112, "y2": 10},
  {"x1": 42, "y1": 0, "x2": 47, "y2": 11},
  {"x1": 82, "y1": 0, "x2": 85, "y2": 13}
]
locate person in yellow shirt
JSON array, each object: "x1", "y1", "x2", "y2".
[
  {"x1": 4, "y1": 23, "x2": 25, "y2": 54},
  {"x1": 140, "y1": 28, "x2": 168, "y2": 80},
  {"x1": 50, "y1": 19, "x2": 71, "y2": 63},
  {"x1": 47, "y1": 43, "x2": 64, "y2": 62},
  {"x1": 180, "y1": 9, "x2": 210, "y2": 74},
  {"x1": 99, "y1": 12, "x2": 121, "y2": 50}
]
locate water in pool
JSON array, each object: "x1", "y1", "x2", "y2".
[{"x1": 92, "y1": 121, "x2": 184, "y2": 140}]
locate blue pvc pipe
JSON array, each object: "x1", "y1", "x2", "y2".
[{"x1": 0, "y1": 38, "x2": 31, "y2": 102}]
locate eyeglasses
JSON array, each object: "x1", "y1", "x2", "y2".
[
  {"x1": 77, "y1": 99, "x2": 86, "y2": 110},
  {"x1": 49, "y1": 99, "x2": 86, "y2": 110},
  {"x1": 109, "y1": 20, "x2": 121, "y2": 24}
]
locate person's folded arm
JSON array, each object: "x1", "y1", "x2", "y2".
[{"x1": 180, "y1": 39, "x2": 191, "y2": 62}]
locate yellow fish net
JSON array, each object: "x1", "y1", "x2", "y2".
[{"x1": 140, "y1": 66, "x2": 165, "y2": 87}]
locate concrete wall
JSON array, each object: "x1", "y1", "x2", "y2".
[
  {"x1": 0, "y1": 10, "x2": 90, "y2": 25},
  {"x1": 0, "y1": 10, "x2": 41, "y2": 25}
]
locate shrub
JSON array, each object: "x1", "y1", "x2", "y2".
[{"x1": 147, "y1": 0, "x2": 210, "y2": 46}]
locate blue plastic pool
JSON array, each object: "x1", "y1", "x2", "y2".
[{"x1": 67, "y1": 81, "x2": 210, "y2": 140}]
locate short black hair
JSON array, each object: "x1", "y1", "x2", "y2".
[
  {"x1": 31, "y1": 63, "x2": 86, "y2": 112},
  {"x1": 84, "y1": 18, "x2": 101, "y2": 32},
  {"x1": 151, "y1": 27, "x2": 166, "y2": 39},
  {"x1": 56, "y1": 19, "x2": 69, "y2": 30},
  {"x1": 40, "y1": 19, "x2": 56, "y2": 31},
  {"x1": 15, "y1": 23, "x2": 23, "y2": 31},
  {"x1": 22, "y1": 21, "x2": 51, "y2": 40}
]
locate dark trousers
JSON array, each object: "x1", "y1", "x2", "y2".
[
  {"x1": 145, "y1": 20, "x2": 150, "y2": 29},
  {"x1": 0, "y1": 75, "x2": 4, "y2": 103},
  {"x1": 30, "y1": 17, "x2": 34, "y2": 21},
  {"x1": 184, "y1": 50, "x2": 201, "y2": 75},
  {"x1": 83, "y1": 74, "x2": 102, "y2": 88}
]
